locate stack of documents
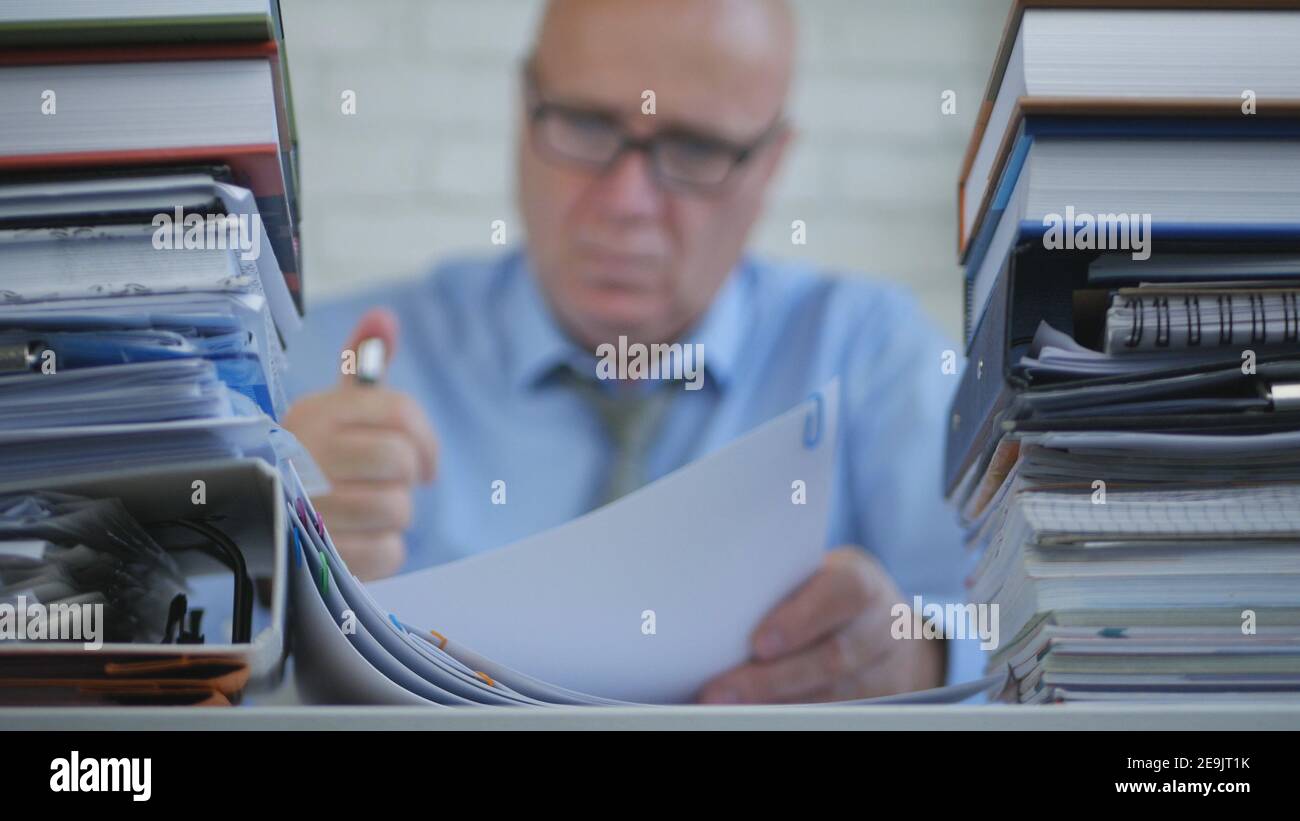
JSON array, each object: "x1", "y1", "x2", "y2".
[
  {"x1": 0, "y1": 0, "x2": 302, "y2": 305},
  {"x1": 293, "y1": 387, "x2": 841, "y2": 705},
  {"x1": 947, "y1": 1, "x2": 1300, "y2": 703},
  {"x1": 962, "y1": 434, "x2": 1300, "y2": 703},
  {"x1": 293, "y1": 384, "x2": 1002, "y2": 706},
  {"x1": 0, "y1": 0, "x2": 310, "y2": 705},
  {"x1": 0, "y1": 0, "x2": 302, "y2": 479}
]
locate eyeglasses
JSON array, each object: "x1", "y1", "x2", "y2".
[{"x1": 523, "y1": 64, "x2": 785, "y2": 195}]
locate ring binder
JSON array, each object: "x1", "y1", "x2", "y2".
[
  {"x1": 153, "y1": 518, "x2": 255, "y2": 644},
  {"x1": 0, "y1": 459, "x2": 288, "y2": 705}
]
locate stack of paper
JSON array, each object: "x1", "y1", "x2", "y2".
[
  {"x1": 0, "y1": 0, "x2": 314, "y2": 704},
  {"x1": 292, "y1": 384, "x2": 1004, "y2": 706},
  {"x1": 947, "y1": 1, "x2": 1300, "y2": 703},
  {"x1": 964, "y1": 435, "x2": 1300, "y2": 703},
  {"x1": 290, "y1": 387, "x2": 840, "y2": 705},
  {"x1": 0, "y1": 0, "x2": 301, "y2": 481}
]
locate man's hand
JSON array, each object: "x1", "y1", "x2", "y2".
[
  {"x1": 696, "y1": 546, "x2": 945, "y2": 703},
  {"x1": 282, "y1": 308, "x2": 439, "y2": 581}
]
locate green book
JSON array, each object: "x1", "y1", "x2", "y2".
[{"x1": 0, "y1": 0, "x2": 277, "y2": 46}]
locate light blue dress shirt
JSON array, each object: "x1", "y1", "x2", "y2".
[{"x1": 283, "y1": 248, "x2": 986, "y2": 685}]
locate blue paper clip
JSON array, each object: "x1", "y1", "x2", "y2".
[{"x1": 803, "y1": 391, "x2": 823, "y2": 449}]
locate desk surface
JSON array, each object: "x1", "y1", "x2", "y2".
[{"x1": 4, "y1": 703, "x2": 1300, "y2": 731}]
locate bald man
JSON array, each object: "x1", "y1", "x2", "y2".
[{"x1": 284, "y1": 0, "x2": 977, "y2": 702}]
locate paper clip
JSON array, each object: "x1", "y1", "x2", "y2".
[
  {"x1": 317, "y1": 550, "x2": 330, "y2": 594},
  {"x1": 429, "y1": 629, "x2": 448, "y2": 650},
  {"x1": 803, "y1": 391, "x2": 823, "y2": 449}
]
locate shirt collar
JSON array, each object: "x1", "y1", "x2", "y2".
[
  {"x1": 504, "y1": 251, "x2": 752, "y2": 393},
  {"x1": 678, "y1": 258, "x2": 750, "y2": 390},
  {"x1": 504, "y1": 252, "x2": 587, "y2": 392}
]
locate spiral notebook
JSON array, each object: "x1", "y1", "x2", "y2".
[{"x1": 1105, "y1": 287, "x2": 1300, "y2": 354}]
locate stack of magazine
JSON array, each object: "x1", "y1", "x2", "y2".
[{"x1": 947, "y1": 0, "x2": 1300, "y2": 703}]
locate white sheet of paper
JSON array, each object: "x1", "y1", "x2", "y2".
[{"x1": 368, "y1": 382, "x2": 839, "y2": 703}]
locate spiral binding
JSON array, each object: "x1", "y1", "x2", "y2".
[{"x1": 1123, "y1": 291, "x2": 1300, "y2": 348}]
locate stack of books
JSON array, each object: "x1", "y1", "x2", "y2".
[
  {"x1": 0, "y1": 1, "x2": 309, "y2": 705},
  {"x1": 947, "y1": 0, "x2": 1300, "y2": 703}
]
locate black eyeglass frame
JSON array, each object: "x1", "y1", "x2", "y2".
[{"x1": 521, "y1": 62, "x2": 787, "y2": 195}]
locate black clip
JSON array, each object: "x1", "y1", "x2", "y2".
[
  {"x1": 163, "y1": 593, "x2": 206, "y2": 644},
  {"x1": 155, "y1": 519, "x2": 253, "y2": 644}
]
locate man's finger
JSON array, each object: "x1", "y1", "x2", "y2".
[
  {"x1": 698, "y1": 629, "x2": 855, "y2": 704},
  {"x1": 314, "y1": 430, "x2": 422, "y2": 484},
  {"x1": 750, "y1": 547, "x2": 878, "y2": 661},
  {"x1": 320, "y1": 390, "x2": 438, "y2": 483},
  {"x1": 699, "y1": 608, "x2": 900, "y2": 705}
]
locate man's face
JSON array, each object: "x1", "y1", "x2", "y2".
[{"x1": 517, "y1": 0, "x2": 793, "y2": 350}]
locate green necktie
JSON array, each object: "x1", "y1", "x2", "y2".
[{"x1": 562, "y1": 368, "x2": 677, "y2": 506}]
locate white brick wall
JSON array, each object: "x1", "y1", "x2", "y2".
[{"x1": 280, "y1": 0, "x2": 1011, "y2": 340}]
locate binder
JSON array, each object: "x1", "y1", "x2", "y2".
[
  {"x1": 0, "y1": 458, "x2": 287, "y2": 704},
  {"x1": 948, "y1": 242, "x2": 1084, "y2": 497},
  {"x1": 959, "y1": 0, "x2": 1300, "y2": 258},
  {"x1": 0, "y1": 0, "x2": 282, "y2": 47},
  {"x1": 960, "y1": 105, "x2": 1300, "y2": 270},
  {"x1": 0, "y1": 39, "x2": 302, "y2": 313},
  {"x1": 961, "y1": 123, "x2": 1300, "y2": 344},
  {"x1": 946, "y1": 241, "x2": 1300, "y2": 497}
]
